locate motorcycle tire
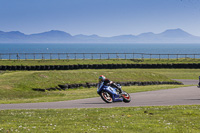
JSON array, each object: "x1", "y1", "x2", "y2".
[
  {"x1": 122, "y1": 91, "x2": 131, "y2": 103},
  {"x1": 100, "y1": 91, "x2": 113, "y2": 103}
]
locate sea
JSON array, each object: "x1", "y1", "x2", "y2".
[{"x1": 1, "y1": 43, "x2": 200, "y2": 59}]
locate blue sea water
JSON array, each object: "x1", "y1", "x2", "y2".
[{"x1": 0, "y1": 43, "x2": 200, "y2": 59}]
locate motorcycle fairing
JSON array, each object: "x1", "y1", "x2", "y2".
[{"x1": 97, "y1": 83, "x2": 123, "y2": 102}]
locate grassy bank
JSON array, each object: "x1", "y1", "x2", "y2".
[
  {"x1": 0, "y1": 85, "x2": 187, "y2": 104},
  {"x1": 1, "y1": 105, "x2": 200, "y2": 132},
  {"x1": 145, "y1": 69, "x2": 200, "y2": 80},
  {"x1": 0, "y1": 68, "x2": 198, "y2": 103},
  {"x1": 0, "y1": 69, "x2": 173, "y2": 90},
  {"x1": 0, "y1": 69, "x2": 200, "y2": 103},
  {"x1": 1, "y1": 58, "x2": 200, "y2": 66},
  {"x1": 0, "y1": 69, "x2": 183, "y2": 103}
]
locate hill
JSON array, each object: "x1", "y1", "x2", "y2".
[{"x1": 0, "y1": 28, "x2": 200, "y2": 43}]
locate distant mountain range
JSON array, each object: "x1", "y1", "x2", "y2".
[{"x1": 1, "y1": 28, "x2": 200, "y2": 43}]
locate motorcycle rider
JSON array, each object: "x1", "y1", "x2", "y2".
[{"x1": 98, "y1": 75, "x2": 122, "y2": 94}]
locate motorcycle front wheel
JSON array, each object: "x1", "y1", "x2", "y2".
[
  {"x1": 100, "y1": 91, "x2": 113, "y2": 103},
  {"x1": 122, "y1": 91, "x2": 131, "y2": 103}
]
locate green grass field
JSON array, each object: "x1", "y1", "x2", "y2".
[
  {"x1": 1, "y1": 58, "x2": 200, "y2": 66},
  {"x1": 1, "y1": 105, "x2": 200, "y2": 133},
  {"x1": 146, "y1": 69, "x2": 200, "y2": 80},
  {"x1": 0, "y1": 69, "x2": 174, "y2": 89},
  {"x1": 1, "y1": 68, "x2": 186, "y2": 104},
  {"x1": 0, "y1": 85, "x2": 187, "y2": 104},
  {"x1": 1, "y1": 60, "x2": 200, "y2": 132},
  {"x1": 0, "y1": 68, "x2": 198, "y2": 103}
]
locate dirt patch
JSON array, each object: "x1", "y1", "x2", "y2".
[
  {"x1": 39, "y1": 74, "x2": 48, "y2": 78},
  {"x1": 0, "y1": 85, "x2": 12, "y2": 90},
  {"x1": 0, "y1": 71, "x2": 5, "y2": 75}
]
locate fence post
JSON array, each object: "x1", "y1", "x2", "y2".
[
  {"x1": 91, "y1": 53, "x2": 93, "y2": 60},
  {"x1": 50, "y1": 53, "x2": 52, "y2": 60},
  {"x1": 67, "y1": 53, "x2": 69, "y2": 60},
  {"x1": 177, "y1": 54, "x2": 178, "y2": 60},
  {"x1": 83, "y1": 53, "x2": 85, "y2": 60},
  {"x1": 116, "y1": 53, "x2": 119, "y2": 59},
  {"x1": 42, "y1": 53, "x2": 44, "y2": 60},
  {"x1": 17, "y1": 53, "x2": 19, "y2": 60}
]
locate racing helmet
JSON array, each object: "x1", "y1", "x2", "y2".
[{"x1": 99, "y1": 75, "x2": 106, "y2": 82}]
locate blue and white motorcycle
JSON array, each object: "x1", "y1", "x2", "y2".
[{"x1": 97, "y1": 83, "x2": 131, "y2": 103}]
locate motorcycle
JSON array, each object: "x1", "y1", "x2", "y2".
[{"x1": 97, "y1": 83, "x2": 131, "y2": 103}]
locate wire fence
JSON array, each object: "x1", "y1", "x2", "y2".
[{"x1": 0, "y1": 53, "x2": 200, "y2": 60}]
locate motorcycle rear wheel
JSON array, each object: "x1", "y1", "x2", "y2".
[
  {"x1": 122, "y1": 91, "x2": 131, "y2": 103},
  {"x1": 100, "y1": 91, "x2": 113, "y2": 103}
]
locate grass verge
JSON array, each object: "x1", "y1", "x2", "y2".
[
  {"x1": 0, "y1": 69, "x2": 178, "y2": 103},
  {"x1": 0, "y1": 85, "x2": 188, "y2": 104},
  {"x1": 0, "y1": 68, "x2": 196, "y2": 104},
  {"x1": 1, "y1": 58, "x2": 200, "y2": 66},
  {"x1": 0, "y1": 105, "x2": 200, "y2": 132},
  {"x1": 0, "y1": 69, "x2": 176, "y2": 90},
  {"x1": 143, "y1": 69, "x2": 200, "y2": 80}
]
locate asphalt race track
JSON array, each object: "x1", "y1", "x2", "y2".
[{"x1": 0, "y1": 80, "x2": 200, "y2": 110}]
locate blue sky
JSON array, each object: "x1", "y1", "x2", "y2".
[{"x1": 0, "y1": 0, "x2": 200, "y2": 37}]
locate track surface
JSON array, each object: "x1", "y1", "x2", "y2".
[{"x1": 0, "y1": 80, "x2": 200, "y2": 110}]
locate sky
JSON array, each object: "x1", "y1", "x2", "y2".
[{"x1": 0, "y1": 0, "x2": 200, "y2": 37}]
